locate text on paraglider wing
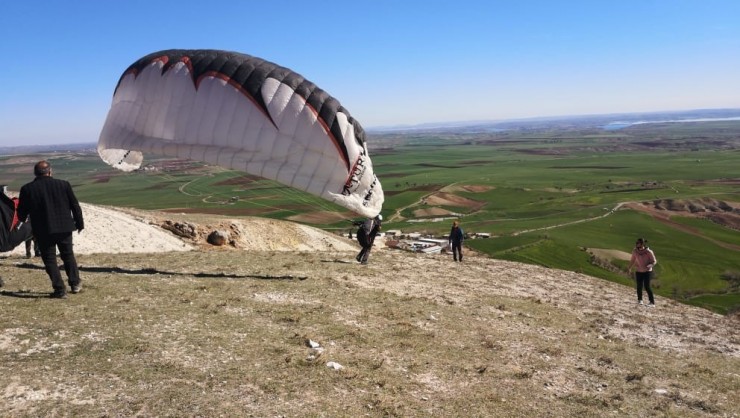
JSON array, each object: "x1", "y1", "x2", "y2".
[
  {"x1": 362, "y1": 176, "x2": 378, "y2": 207},
  {"x1": 341, "y1": 150, "x2": 368, "y2": 196}
]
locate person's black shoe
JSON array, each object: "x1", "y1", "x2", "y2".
[
  {"x1": 50, "y1": 290, "x2": 67, "y2": 299},
  {"x1": 71, "y1": 284, "x2": 82, "y2": 294}
]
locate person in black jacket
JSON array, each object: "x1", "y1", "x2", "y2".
[
  {"x1": 448, "y1": 220, "x2": 464, "y2": 262},
  {"x1": 0, "y1": 187, "x2": 35, "y2": 288},
  {"x1": 354, "y1": 214, "x2": 382, "y2": 265},
  {"x1": 0, "y1": 187, "x2": 34, "y2": 254},
  {"x1": 17, "y1": 161, "x2": 84, "y2": 298}
]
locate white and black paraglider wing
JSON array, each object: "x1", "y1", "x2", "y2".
[{"x1": 98, "y1": 49, "x2": 383, "y2": 217}]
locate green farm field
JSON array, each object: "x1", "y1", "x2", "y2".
[
  {"x1": 2, "y1": 121, "x2": 739, "y2": 313},
  {"x1": 371, "y1": 122, "x2": 740, "y2": 313}
]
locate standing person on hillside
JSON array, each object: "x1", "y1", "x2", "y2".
[
  {"x1": 0, "y1": 187, "x2": 35, "y2": 288},
  {"x1": 9, "y1": 195, "x2": 39, "y2": 258},
  {"x1": 24, "y1": 236, "x2": 40, "y2": 258},
  {"x1": 355, "y1": 214, "x2": 382, "y2": 265},
  {"x1": 0, "y1": 188, "x2": 34, "y2": 254},
  {"x1": 628, "y1": 237, "x2": 657, "y2": 307},
  {"x1": 353, "y1": 217, "x2": 371, "y2": 263},
  {"x1": 367, "y1": 214, "x2": 382, "y2": 254},
  {"x1": 17, "y1": 161, "x2": 84, "y2": 299},
  {"x1": 448, "y1": 220, "x2": 464, "y2": 262}
]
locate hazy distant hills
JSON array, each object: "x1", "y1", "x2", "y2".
[
  {"x1": 0, "y1": 142, "x2": 96, "y2": 156},
  {"x1": 368, "y1": 108, "x2": 740, "y2": 133},
  {"x1": 3, "y1": 108, "x2": 740, "y2": 155}
]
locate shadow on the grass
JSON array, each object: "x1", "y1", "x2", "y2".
[
  {"x1": 323, "y1": 258, "x2": 355, "y2": 264},
  {"x1": 12, "y1": 262, "x2": 307, "y2": 281},
  {"x1": 0, "y1": 289, "x2": 54, "y2": 299}
]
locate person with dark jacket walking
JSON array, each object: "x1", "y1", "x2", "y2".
[
  {"x1": 448, "y1": 220, "x2": 464, "y2": 262},
  {"x1": 355, "y1": 214, "x2": 382, "y2": 264},
  {"x1": 17, "y1": 161, "x2": 84, "y2": 298},
  {"x1": 0, "y1": 187, "x2": 35, "y2": 289},
  {"x1": 0, "y1": 187, "x2": 34, "y2": 254},
  {"x1": 9, "y1": 195, "x2": 39, "y2": 258}
]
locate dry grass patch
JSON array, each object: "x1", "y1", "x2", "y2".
[{"x1": 1, "y1": 250, "x2": 738, "y2": 416}]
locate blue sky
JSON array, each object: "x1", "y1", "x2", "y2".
[{"x1": 1, "y1": 1, "x2": 739, "y2": 146}]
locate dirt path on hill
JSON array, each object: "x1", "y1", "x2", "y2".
[{"x1": 512, "y1": 202, "x2": 630, "y2": 236}]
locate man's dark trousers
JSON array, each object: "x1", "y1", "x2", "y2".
[{"x1": 36, "y1": 232, "x2": 80, "y2": 293}]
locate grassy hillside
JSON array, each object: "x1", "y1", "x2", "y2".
[
  {"x1": 1, "y1": 121, "x2": 738, "y2": 313},
  {"x1": 372, "y1": 123, "x2": 740, "y2": 313},
  {"x1": 1, "y1": 249, "x2": 738, "y2": 416}
]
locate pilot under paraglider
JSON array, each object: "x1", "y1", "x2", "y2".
[
  {"x1": 0, "y1": 185, "x2": 35, "y2": 288},
  {"x1": 354, "y1": 214, "x2": 382, "y2": 264}
]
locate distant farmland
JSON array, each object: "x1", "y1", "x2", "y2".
[{"x1": 2, "y1": 120, "x2": 738, "y2": 313}]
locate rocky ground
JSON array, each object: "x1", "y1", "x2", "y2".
[
  {"x1": 5, "y1": 203, "x2": 357, "y2": 256},
  {"x1": 5, "y1": 202, "x2": 736, "y2": 359},
  {"x1": 1, "y1": 203, "x2": 738, "y2": 416}
]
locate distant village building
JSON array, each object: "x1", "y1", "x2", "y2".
[{"x1": 419, "y1": 238, "x2": 447, "y2": 246}]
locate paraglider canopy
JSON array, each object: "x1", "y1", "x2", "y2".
[{"x1": 98, "y1": 49, "x2": 383, "y2": 217}]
